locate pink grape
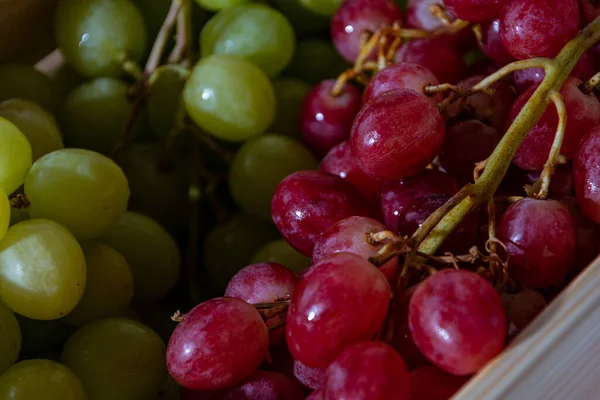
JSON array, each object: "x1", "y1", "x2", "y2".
[
  {"x1": 167, "y1": 298, "x2": 269, "y2": 391},
  {"x1": 300, "y1": 80, "x2": 362, "y2": 157},
  {"x1": 443, "y1": 0, "x2": 502, "y2": 22},
  {"x1": 409, "y1": 269, "x2": 506, "y2": 376},
  {"x1": 324, "y1": 341, "x2": 410, "y2": 400},
  {"x1": 350, "y1": 89, "x2": 445, "y2": 181},
  {"x1": 409, "y1": 366, "x2": 469, "y2": 400},
  {"x1": 293, "y1": 360, "x2": 326, "y2": 390},
  {"x1": 561, "y1": 197, "x2": 600, "y2": 272},
  {"x1": 223, "y1": 370, "x2": 304, "y2": 400},
  {"x1": 286, "y1": 252, "x2": 391, "y2": 368},
  {"x1": 500, "y1": 0, "x2": 580, "y2": 59},
  {"x1": 330, "y1": 0, "x2": 403, "y2": 63},
  {"x1": 523, "y1": 164, "x2": 573, "y2": 200},
  {"x1": 497, "y1": 198, "x2": 576, "y2": 288},
  {"x1": 362, "y1": 62, "x2": 442, "y2": 105},
  {"x1": 500, "y1": 289, "x2": 547, "y2": 332},
  {"x1": 574, "y1": 126, "x2": 600, "y2": 224},
  {"x1": 477, "y1": 18, "x2": 515, "y2": 63},
  {"x1": 271, "y1": 170, "x2": 370, "y2": 256}
]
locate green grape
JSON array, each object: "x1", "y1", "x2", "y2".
[
  {"x1": 0, "y1": 64, "x2": 57, "y2": 112},
  {"x1": 25, "y1": 149, "x2": 130, "y2": 240},
  {"x1": 183, "y1": 54, "x2": 276, "y2": 142},
  {"x1": 270, "y1": 78, "x2": 311, "y2": 138},
  {"x1": 61, "y1": 318, "x2": 167, "y2": 400},
  {"x1": 16, "y1": 315, "x2": 74, "y2": 358},
  {"x1": 0, "y1": 301, "x2": 21, "y2": 374},
  {"x1": 48, "y1": 63, "x2": 85, "y2": 103},
  {"x1": 10, "y1": 207, "x2": 29, "y2": 226},
  {"x1": 0, "y1": 187, "x2": 8, "y2": 242},
  {"x1": 54, "y1": 0, "x2": 147, "y2": 78},
  {"x1": 61, "y1": 78, "x2": 138, "y2": 154},
  {"x1": 195, "y1": 0, "x2": 249, "y2": 12},
  {"x1": 146, "y1": 65, "x2": 188, "y2": 139},
  {"x1": 132, "y1": 0, "x2": 172, "y2": 46},
  {"x1": 251, "y1": 239, "x2": 311, "y2": 273},
  {"x1": 200, "y1": 3, "x2": 296, "y2": 77},
  {"x1": 0, "y1": 116, "x2": 33, "y2": 195},
  {"x1": 273, "y1": 0, "x2": 330, "y2": 38},
  {"x1": 0, "y1": 99, "x2": 64, "y2": 160},
  {"x1": 63, "y1": 241, "x2": 134, "y2": 327},
  {"x1": 283, "y1": 39, "x2": 349, "y2": 84},
  {"x1": 0, "y1": 219, "x2": 86, "y2": 320},
  {"x1": 229, "y1": 134, "x2": 318, "y2": 220},
  {"x1": 298, "y1": 0, "x2": 343, "y2": 16},
  {"x1": 204, "y1": 212, "x2": 279, "y2": 289},
  {"x1": 99, "y1": 211, "x2": 181, "y2": 305},
  {"x1": 0, "y1": 359, "x2": 87, "y2": 400}
]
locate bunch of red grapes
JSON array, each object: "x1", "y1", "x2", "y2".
[{"x1": 168, "y1": 0, "x2": 600, "y2": 399}]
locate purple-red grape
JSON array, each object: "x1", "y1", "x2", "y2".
[
  {"x1": 574, "y1": 125, "x2": 600, "y2": 224},
  {"x1": 409, "y1": 366, "x2": 469, "y2": 400},
  {"x1": 293, "y1": 360, "x2": 326, "y2": 391},
  {"x1": 497, "y1": 198, "x2": 576, "y2": 288},
  {"x1": 324, "y1": 341, "x2": 410, "y2": 400},
  {"x1": 300, "y1": 80, "x2": 362, "y2": 157},
  {"x1": 350, "y1": 89, "x2": 445, "y2": 181},
  {"x1": 271, "y1": 170, "x2": 370, "y2": 256},
  {"x1": 223, "y1": 370, "x2": 304, "y2": 400},
  {"x1": 561, "y1": 197, "x2": 600, "y2": 272},
  {"x1": 477, "y1": 18, "x2": 515, "y2": 63},
  {"x1": 443, "y1": 0, "x2": 502, "y2": 22},
  {"x1": 286, "y1": 252, "x2": 391, "y2": 368},
  {"x1": 167, "y1": 298, "x2": 269, "y2": 390},
  {"x1": 409, "y1": 269, "x2": 506, "y2": 375},
  {"x1": 500, "y1": 288, "x2": 547, "y2": 332},
  {"x1": 523, "y1": 164, "x2": 573, "y2": 200}
]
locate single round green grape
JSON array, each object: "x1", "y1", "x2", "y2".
[
  {"x1": 0, "y1": 219, "x2": 86, "y2": 320},
  {"x1": 61, "y1": 78, "x2": 138, "y2": 154},
  {"x1": 251, "y1": 239, "x2": 311, "y2": 273},
  {"x1": 54, "y1": 0, "x2": 147, "y2": 78},
  {"x1": 63, "y1": 241, "x2": 134, "y2": 327},
  {"x1": 99, "y1": 211, "x2": 181, "y2": 305},
  {"x1": 146, "y1": 65, "x2": 188, "y2": 139},
  {"x1": 0, "y1": 99, "x2": 64, "y2": 160},
  {"x1": 25, "y1": 149, "x2": 130, "y2": 240},
  {"x1": 183, "y1": 54, "x2": 276, "y2": 142},
  {"x1": 48, "y1": 63, "x2": 85, "y2": 103},
  {"x1": 298, "y1": 0, "x2": 343, "y2": 16},
  {"x1": 0, "y1": 359, "x2": 87, "y2": 400},
  {"x1": 0, "y1": 116, "x2": 33, "y2": 195},
  {"x1": 200, "y1": 3, "x2": 296, "y2": 77},
  {"x1": 283, "y1": 39, "x2": 349, "y2": 84},
  {"x1": 194, "y1": 0, "x2": 248, "y2": 12},
  {"x1": 229, "y1": 134, "x2": 318, "y2": 220},
  {"x1": 16, "y1": 315, "x2": 74, "y2": 358},
  {"x1": 273, "y1": 0, "x2": 330, "y2": 38},
  {"x1": 204, "y1": 212, "x2": 279, "y2": 289},
  {"x1": 0, "y1": 187, "x2": 8, "y2": 242},
  {"x1": 0, "y1": 301, "x2": 21, "y2": 374},
  {"x1": 0, "y1": 64, "x2": 57, "y2": 112},
  {"x1": 61, "y1": 318, "x2": 167, "y2": 400},
  {"x1": 270, "y1": 78, "x2": 311, "y2": 138}
]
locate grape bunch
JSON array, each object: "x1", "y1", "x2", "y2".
[{"x1": 1, "y1": 0, "x2": 600, "y2": 399}]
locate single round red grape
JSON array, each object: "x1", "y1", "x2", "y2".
[
  {"x1": 409, "y1": 365, "x2": 469, "y2": 400},
  {"x1": 523, "y1": 164, "x2": 573, "y2": 200},
  {"x1": 561, "y1": 197, "x2": 600, "y2": 272},
  {"x1": 350, "y1": 89, "x2": 445, "y2": 181},
  {"x1": 500, "y1": 289, "x2": 547, "y2": 332},
  {"x1": 286, "y1": 252, "x2": 391, "y2": 368},
  {"x1": 574, "y1": 126, "x2": 600, "y2": 224},
  {"x1": 497, "y1": 198, "x2": 576, "y2": 288},
  {"x1": 167, "y1": 298, "x2": 269, "y2": 391},
  {"x1": 293, "y1": 360, "x2": 326, "y2": 391},
  {"x1": 477, "y1": 18, "x2": 515, "y2": 63},
  {"x1": 409, "y1": 269, "x2": 506, "y2": 375},
  {"x1": 443, "y1": 0, "x2": 502, "y2": 22},
  {"x1": 330, "y1": 0, "x2": 403, "y2": 63},
  {"x1": 500, "y1": 0, "x2": 580, "y2": 59},
  {"x1": 324, "y1": 341, "x2": 410, "y2": 400},
  {"x1": 300, "y1": 80, "x2": 362, "y2": 157},
  {"x1": 271, "y1": 170, "x2": 370, "y2": 256},
  {"x1": 223, "y1": 370, "x2": 304, "y2": 400}
]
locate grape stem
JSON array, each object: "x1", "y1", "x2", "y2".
[
  {"x1": 145, "y1": 0, "x2": 182, "y2": 75},
  {"x1": 417, "y1": 16, "x2": 600, "y2": 255},
  {"x1": 582, "y1": 69, "x2": 600, "y2": 94},
  {"x1": 168, "y1": 0, "x2": 193, "y2": 67}
]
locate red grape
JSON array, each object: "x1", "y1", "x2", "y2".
[
  {"x1": 500, "y1": 0, "x2": 580, "y2": 59},
  {"x1": 500, "y1": 289, "x2": 547, "y2": 332},
  {"x1": 300, "y1": 80, "x2": 362, "y2": 157},
  {"x1": 286, "y1": 252, "x2": 391, "y2": 368},
  {"x1": 477, "y1": 18, "x2": 515, "y2": 63},
  {"x1": 306, "y1": 389, "x2": 324, "y2": 400},
  {"x1": 574, "y1": 126, "x2": 600, "y2": 224},
  {"x1": 350, "y1": 89, "x2": 445, "y2": 181},
  {"x1": 561, "y1": 197, "x2": 600, "y2": 272},
  {"x1": 523, "y1": 164, "x2": 573, "y2": 200},
  {"x1": 380, "y1": 169, "x2": 458, "y2": 230},
  {"x1": 223, "y1": 370, "x2": 304, "y2": 400},
  {"x1": 363, "y1": 62, "x2": 442, "y2": 105},
  {"x1": 271, "y1": 170, "x2": 370, "y2": 256},
  {"x1": 324, "y1": 341, "x2": 410, "y2": 400},
  {"x1": 330, "y1": 0, "x2": 403, "y2": 63},
  {"x1": 443, "y1": 0, "x2": 502, "y2": 22},
  {"x1": 510, "y1": 78, "x2": 600, "y2": 171},
  {"x1": 293, "y1": 360, "x2": 326, "y2": 391},
  {"x1": 497, "y1": 198, "x2": 576, "y2": 288},
  {"x1": 409, "y1": 366, "x2": 469, "y2": 400},
  {"x1": 167, "y1": 298, "x2": 269, "y2": 391}
]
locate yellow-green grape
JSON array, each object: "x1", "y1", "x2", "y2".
[
  {"x1": 0, "y1": 64, "x2": 56, "y2": 112},
  {"x1": 299, "y1": 0, "x2": 343, "y2": 15},
  {"x1": 0, "y1": 359, "x2": 87, "y2": 400},
  {"x1": 270, "y1": 78, "x2": 311, "y2": 138},
  {"x1": 273, "y1": 0, "x2": 329, "y2": 38},
  {"x1": 146, "y1": 65, "x2": 188, "y2": 139},
  {"x1": 194, "y1": 0, "x2": 248, "y2": 11},
  {"x1": 16, "y1": 315, "x2": 73, "y2": 359},
  {"x1": 61, "y1": 318, "x2": 167, "y2": 400},
  {"x1": 229, "y1": 134, "x2": 318, "y2": 220},
  {"x1": 251, "y1": 239, "x2": 311, "y2": 273},
  {"x1": 99, "y1": 212, "x2": 181, "y2": 305},
  {"x1": 63, "y1": 241, "x2": 134, "y2": 327},
  {"x1": 183, "y1": 54, "x2": 276, "y2": 142},
  {"x1": 283, "y1": 39, "x2": 349, "y2": 84},
  {"x1": 0, "y1": 219, "x2": 86, "y2": 320},
  {"x1": 200, "y1": 3, "x2": 295, "y2": 77},
  {"x1": 0, "y1": 99, "x2": 64, "y2": 160},
  {"x1": 54, "y1": 0, "x2": 147, "y2": 78},
  {"x1": 204, "y1": 213, "x2": 279, "y2": 290},
  {"x1": 0, "y1": 116, "x2": 33, "y2": 195},
  {"x1": 25, "y1": 149, "x2": 130, "y2": 240},
  {"x1": 0, "y1": 186, "x2": 8, "y2": 242},
  {"x1": 0, "y1": 301, "x2": 21, "y2": 374}
]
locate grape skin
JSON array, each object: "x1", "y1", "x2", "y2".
[
  {"x1": 293, "y1": 359, "x2": 326, "y2": 390},
  {"x1": 0, "y1": 116, "x2": 33, "y2": 195},
  {"x1": 0, "y1": 64, "x2": 57, "y2": 112},
  {"x1": 223, "y1": 370, "x2": 304, "y2": 400},
  {"x1": 0, "y1": 300, "x2": 21, "y2": 374},
  {"x1": 574, "y1": 126, "x2": 600, "y2": 224},
  {"x1": 251, "y1": 239, "x2": 311, "y2": 273}
]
